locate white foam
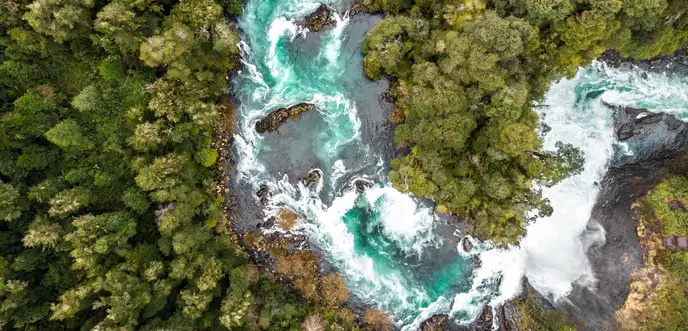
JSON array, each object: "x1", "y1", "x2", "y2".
[{"x1": 364, "y1": 186, "x2": 438, "y2": 255}]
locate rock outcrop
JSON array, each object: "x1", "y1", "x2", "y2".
[
  {"x1": 255, "y1": 103, "x2": 315, "y2": 134},
  {"x1": 599, "y1": 48, "x2": 688, "y2": 75},
  {"x1": 304, "y1": 5, "x2": 335, "y2": 32}
]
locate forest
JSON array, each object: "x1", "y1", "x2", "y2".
[
  {"x1": 0, "y1": 0, "x2": 367, "y2": 329},
  {"x1": 362, "y1": 0, "x2": 688, "y2": 243},
  {"x1": 2, "y1": 0, "x2": 688, "y2": 329}
]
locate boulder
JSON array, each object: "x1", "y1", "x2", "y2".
[
  {"x1": 278, "y1": 209, "x2": 298, "y2": 230},
  {"x1": 304, "y1": 4, "x2": 335, "y2": 32},
  {"x1": 461, "y1": 237, "x2": 473, "y2": 253},
  {"x1": 256, "y1": 184, "x2": 272, "y2": 206},
  {"x1": 354, "y1": 179, "x2": 373, "y2": 193},
  {"x1": 255, "y1": 103, "x2": 315, "y2": 134},
  {"x1": 302, "y1": 169, "x2": 322, "y2": 187}
]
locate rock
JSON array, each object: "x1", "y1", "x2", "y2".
[
  {"x1": 664, "y1": 236, "x2": 677, "y2": 250},
  {"x1": 388, "y1": 107, "x2": 404, "y2": 125},
  {"x1": 599, "y1": 48, "x2": 688, "y2": 75},
  {"x1": 350, "y1": 0, "x2": 366, "y2": 16},
  {"x1": 256, "y1": 184, "x2": 272, "y2": 206},
  {"x1": 301, "y1": 169, "x2": 322, "y2": 187},
  {"x1": 496, "y1": 302, "x2": 523, "y2": 331},
  {"x1": 354, "y1": 179, "x2": 373, "y2": 193},
  {"x1": 255, "y1": 103, "x2": 315, "y2": 134},
  {"x1": 678, "y1": 236, "x2": 688, "y2": 250},
  {"x1": 611, "y1": 105, "x2": 664, "y2": 141},
  {"x1": 278, "y1": 209, "x2": 298, "y2": 230},
  {"x1": 607, "y1": 103, "x2": 688, "y2": 167},
  {"x1": 668, "y1": 199, "x2": 687, "y2": 212},
  {"x1": 304, "y1": 4, "x2": 335, "y2": 32},
  {"x1": 461, "y1": 237, "x2": 473, "y2": 253},
  {"x1": 419, "y1": 314, "x2": 447, "y2": 331},
  {"x1": 617, "y1": 123, "x2": 644, "y2": 141}
]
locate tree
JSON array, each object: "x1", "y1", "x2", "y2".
[
  {"x1": 45, "y1": 119, "x2": 94, "y2": 151},
  {"x1": 0, "y1": 183, "x2": 23, "y2": 221},
  {"x1": 23, "y1": 0, "x2": 94, "y2": 43}
]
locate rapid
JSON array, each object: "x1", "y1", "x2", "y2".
[{"x1": 229, "y1": 0, "x2": 688, "y2": 328}]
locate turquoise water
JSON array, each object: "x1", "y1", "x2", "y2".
[
  {"x1": 232, "y1": 1, "x2": 479, "y2": 328},
  {"x1": 231, "y1": 0, "x2": 688, "y2": 327}
]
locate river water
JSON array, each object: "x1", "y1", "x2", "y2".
[{"x1": 230, "y1": 1, "x2": 688, "y2": 329}]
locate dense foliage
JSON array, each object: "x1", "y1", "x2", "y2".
[
  {"x1": 515, "y1": 288, "x2": 576, "y2": 331},
  {"x1": 0, "y1": 0, "x2": 357, "y2": 329},
  {"x1": 648, "y1": 175, "x2": 688, "y2": 236},
  {"x1": 617, "y1": 173, "x2": 688, "y2": 330},
  {"x1": 362, "y1": 0, "x2": 688, "y2": 243}
]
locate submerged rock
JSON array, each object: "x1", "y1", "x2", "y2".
[
  {"x1": 256, "y1": 184, "x2": 272, "y2": 206},
  {"x1": 255, "y1": 103, "x2": 315, "y2": 134},
  {"x1": 304, "y1": 4, "x2": 335, "y2": 32},
  {"x1": 353, "y1": 179, "x2": 373, "y2": 193}
]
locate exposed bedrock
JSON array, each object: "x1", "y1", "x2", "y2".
[
  {"x1": 560, "y1": 104, "x2": 688, "y2": 330},
  {"x1": 599, "y1": 48, "x2": 688, "y2": 74},
  {"x1": 254, "y1": 102, "x2": 315, "y2": 134}
]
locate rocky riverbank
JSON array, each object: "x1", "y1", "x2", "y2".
[{"x1": 599, "y1": 49, "x2": 688, "y2": 74}]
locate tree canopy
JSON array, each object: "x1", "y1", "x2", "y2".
[{"x1": 0, "y1": 0, "x2": 357, "y2": 329}]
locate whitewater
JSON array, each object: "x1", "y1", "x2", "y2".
[{"x1": 230, "y1": 0, "x2": 688, "y2": 328}]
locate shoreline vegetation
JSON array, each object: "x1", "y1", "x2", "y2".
[
  {"x1": 1, "y1": 0, "x2": 688, "y2": 330},
  {"x1": 615, "y1": 162, "x2": 688, "y2": 330}
]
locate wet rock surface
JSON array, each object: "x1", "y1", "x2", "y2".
[
  {"x1": 461, "y1": 237, "x2": 473, "y2": 253},
  {"x1": 353, "y1": 178, "x2": 373, "y2": 193},
  {"x1": 437, "y1": 301, "x2": 524, "y2": 331},
  {"x1": 304, "y1": 4, "x2": 335, "y2": 32},
  {"x1": 561, "y1": 104, "x2": 688, "y2": 330},
  {"x1": 301, "y1": 169, "x2": 323, "y2": 187},
  {"x1": 599, "y1": 48, "x2": 688, "y2": 74},
  {"x1": 255, "y1": 103, "x2": 315, "y2": 134}
]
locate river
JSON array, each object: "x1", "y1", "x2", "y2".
[{"x1": 229, "y1": 0, "x2": 688, "y2": 329}]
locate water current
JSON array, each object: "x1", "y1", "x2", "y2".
[{"x1": 231, "y1": 0, "x2": 688, "y2": 328}]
